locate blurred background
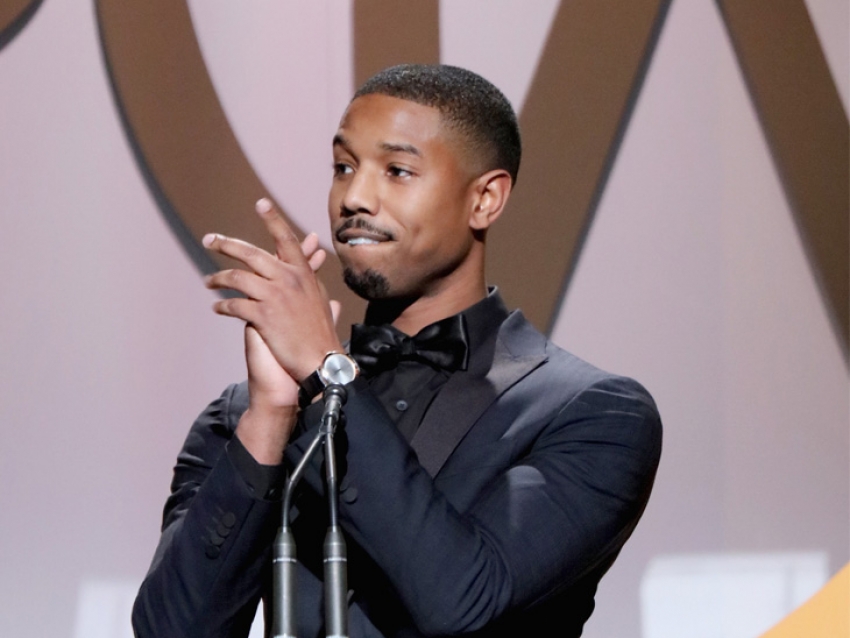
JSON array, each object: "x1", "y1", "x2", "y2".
[{"x1": 0, "y1": 1, "x2": 846, "y2": 636}]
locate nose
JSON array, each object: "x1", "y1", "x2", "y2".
[{"x1": 340, "y1": 167, "x2": 378, "y2": 216}]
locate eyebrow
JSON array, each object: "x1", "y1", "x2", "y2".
[
  {"x1": 379, "y1": 141, "x2": 422, "y2": 157},
  {"x1": 332, "y1": 134, "x2": 422, "y2": 158}
]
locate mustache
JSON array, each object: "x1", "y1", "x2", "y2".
[{"x1": 335, "y1": 217, "x2": 395, "y2": 241}]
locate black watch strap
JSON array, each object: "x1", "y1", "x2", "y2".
[{"x1": 298, "y1": 370, "x2": 324, "y2": 409}]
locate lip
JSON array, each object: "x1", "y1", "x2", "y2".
[{"x1": 335, "y1": 220, "x2": 394, "y2": 245}]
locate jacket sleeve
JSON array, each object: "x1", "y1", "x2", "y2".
[
  {"x1": 132, "y1": 382, "x2": 279, "y2": 638},
  {"x1": 133, "y1": 364, "x2": 662, "y2": 637},
  {"x1": 293, "y1": 371, "x2": 662, "y2": 636}
]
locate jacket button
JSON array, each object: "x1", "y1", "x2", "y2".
[
  {"x1": 341, "y1": 487, "x2": 358, "y2": 504},
  {"x1": 205, "y1": 545, "x2": 221, "y2": 559},
  {"x1": 221, "y1": 512, "x2": 237, "y2": 528}
]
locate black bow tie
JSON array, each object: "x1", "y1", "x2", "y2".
[{"x1": 349, "y1": 314, "x2": 469, "y2": 376}]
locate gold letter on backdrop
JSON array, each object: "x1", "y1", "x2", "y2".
[
  {"x1": 717, "y1": 0, "x2": 849, "y2": 363},
  {"x1": 94, "y1": 0, "x2": 847, "y2": 358},
  {"x1": 94, "y1": 0, "x2": 671, "y2": 337},
  {"x1": 95, "y1": 0, "x2": 366, "y2": 329},
  {"x1": 0, "y1": 0, "x2": 43, "y2": 51},
  {"x1": 488, "y1": 1, "x2": 672, "y2": 332}
]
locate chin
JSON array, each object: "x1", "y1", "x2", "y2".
[{"x1": 343, "y1": 267, "x2": 392, "y2": 300}]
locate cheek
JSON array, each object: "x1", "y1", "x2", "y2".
[
  {"x1": 328, "y1": 183, "x2": 342, "y2": 216},
  {"x1": 405, "y1": 186, "x2": 469, "y2": 234}
]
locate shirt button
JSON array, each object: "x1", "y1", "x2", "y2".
[{"x1": 395, "y1": 400, "x2": 409, "y2": 412}]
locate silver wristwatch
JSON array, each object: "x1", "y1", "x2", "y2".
[{"x1": 298, "y1": 351, "x2": 359, "y2": 408}]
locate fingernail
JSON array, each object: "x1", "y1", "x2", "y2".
[
  {"x1": 202, "y1": 233, "x2": 216, "y2": 248},
  {"x1": 256, "y1": 198, "x2": 273, "y2": 214}
]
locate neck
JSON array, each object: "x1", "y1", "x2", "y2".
[
  {"x1": 365, "y1": 278, "x2": 487, "y2": 336},
  {"x1": 363, "y1": 241, "x2": 490, "y2": 334}
]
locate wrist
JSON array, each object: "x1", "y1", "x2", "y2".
[
  {"x1": 295, "y1": 340, "x2": 346, "y2": 383},
  {"x1": 298, "y1": 350, "x2": 360, "y2": 408},
  {"x1": 236, "y1": 405, "x2": 298, "y2": 466},
  {"x1": 247, "y1": 397, "x2": 298, "y2": 415}
]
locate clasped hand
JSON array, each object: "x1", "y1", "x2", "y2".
[{"x1": 202, "y1": 198, "x2": 343, "y2": 411}]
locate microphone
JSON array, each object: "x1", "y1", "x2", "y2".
[
  {"x1": 273, "y1": 425, "x2": 325, "y2": 638},
  {"x1": 272, "y1": 526, "x2": 298, "y2": 638},
  {"x1": 324, "y1": 526, "x2": 348, "y2": 638},
  {"x1": 273, "y1": 384, "x2": 350, "y2": 637},
  {"x1": 321, "y1": 384, "x2": 348, "y2": 638},
  {"x1": 321, "y1": 384, "x2": 347, "y2": 430}
]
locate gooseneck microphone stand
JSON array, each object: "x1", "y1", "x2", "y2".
[{"x1": 273, "y1": 384, "x2": 349, "y2": 638}]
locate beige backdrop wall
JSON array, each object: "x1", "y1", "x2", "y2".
[{"x1": 0, "y1": 2, "x2": 846, "y2": 637}]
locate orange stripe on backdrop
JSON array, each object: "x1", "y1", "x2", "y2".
[
  {"x1": 717, "y1": 0, "x2": 850, "y2": 365},
  {"x1": 760, "y1": 562, "x2": 850, "y2": 638}
]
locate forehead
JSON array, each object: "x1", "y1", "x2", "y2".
[{"x1": 336, "y1": 94, "x2": 454, "y2": 153}]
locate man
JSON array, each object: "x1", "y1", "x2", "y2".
[{"x1": 133, "y1": 64, "x2": 661, "y2": 637}]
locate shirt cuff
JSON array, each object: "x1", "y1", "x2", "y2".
[{"x1": 226, "y1": 434, "x2": 287, "y2": 500}]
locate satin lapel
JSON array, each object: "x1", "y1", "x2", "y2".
[{"x1": 411, "y1": 312, "x2": 547, "y2": 478}]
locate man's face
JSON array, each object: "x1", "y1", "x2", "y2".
[{"x1": 329, "y1": 94, "x2": 479, "y2": 301}]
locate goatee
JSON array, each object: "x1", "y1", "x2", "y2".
[{"x1": 343, "y1": 268, "x2": 391, "y2": 300}]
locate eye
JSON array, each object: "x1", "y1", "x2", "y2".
[
  {"x1": 333, "y1": 162, "x2": 353, "y2": 177},
  {"x1": 388, "y1": 165, "x2": 413, "y2": 178}
]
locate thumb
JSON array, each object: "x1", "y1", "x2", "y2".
[{"x1": 329, "y1": 300, "x2": 342, "y2": 326}]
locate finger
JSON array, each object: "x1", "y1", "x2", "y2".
[
  {"x1": 307, "y1": 248, "x2": 327, "y2": 273},
  {"x1": 211, "y1": 296, "x2": 259, "y2": 323},
  {"x1": 245, "y1": 324, "x2": 261, "y2": 343},
  {"x1": 255, "y1": 198, "x2": 307, "y2": 265},
  {"x1": 329, "y1": 300, "x2": 342, "y2": 326},
  {"x1": 244, "y1": 324, "x2": 266, "y2": 354},
  {"x1": 205, "y1": 268, "x2": 270, "y2": 300},
  {"x1": 300, "y1": 232, "x2": 320, "y2": 259},
  {"x1": 301, "y1": 232, "x2": 326, "y2": 271},
  {"x1": 202, "y1": 233, "x2": 279, "y2": 279}
]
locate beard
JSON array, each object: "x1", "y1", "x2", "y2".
[{"x1": 343, "y1": 267, "x2": 391, "y2": 300}]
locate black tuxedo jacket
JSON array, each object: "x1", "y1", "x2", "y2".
[{"x1": 132, "y1": 309, "x2": 662, "y2": 637}]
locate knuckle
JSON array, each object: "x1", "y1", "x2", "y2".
[
  {"x1": 243, "y1": 244, "x2": 262, "y2": 261},
  {"x1": 222, "y1": 298, "x2": 237, "y2": 314}
]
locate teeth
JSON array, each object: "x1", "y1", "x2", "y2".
[{"x1": 347, "y1": 238, "x2": 380, "y2": 245}]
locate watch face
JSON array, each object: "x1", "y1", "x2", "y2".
[{"x1": 320, "y1": 353, "x2": 359, "y2": 386}]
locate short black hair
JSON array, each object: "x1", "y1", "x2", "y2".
[{"x1": 353, "y1": 64, "x2": 521, "y2": 184}]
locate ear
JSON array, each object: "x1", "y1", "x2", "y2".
[{"x1": 469, "y1": 169, "x2": 513, "y2": 231}]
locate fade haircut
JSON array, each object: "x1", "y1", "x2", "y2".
[{"x1": 353, "y1": 64, "x2": 522, "y2": 184}]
